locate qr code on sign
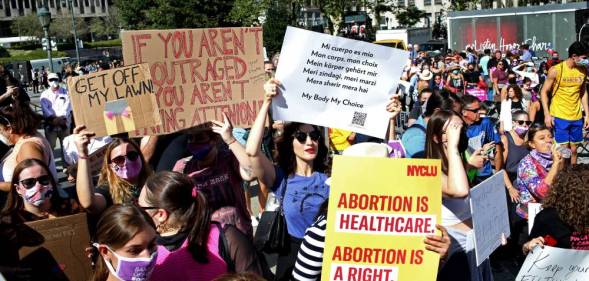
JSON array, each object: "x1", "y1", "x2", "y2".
[{"x1": 351, "y1": 112, "x2": 367, "y2": 127}]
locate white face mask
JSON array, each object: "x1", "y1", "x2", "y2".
[{"x1": 49, "y1": 81, "x2": 60, "y2": 89}]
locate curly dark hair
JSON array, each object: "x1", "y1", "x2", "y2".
[
  {"x1": 274, "y1": 122, "x2": 328, "y2": 176},
  {"x1": 543, "y1": 164, "x2": 589, "y2": 233}
]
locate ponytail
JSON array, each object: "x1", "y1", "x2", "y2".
[
  {"x1": 144, "y1": 171, "x2": 212, "y2": 263},
  {"x1": 184, "y1": 191, "x2": 211, "y2": 263}
]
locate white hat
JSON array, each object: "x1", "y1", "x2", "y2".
[
  {"x1": 419, "y1": 70, "x2": 433, "y2": 81},
  {"x1": 47, "y1": 73, "x2": 59, "y2": 80},
  {"x1": 343, "y1": 142, "x2": 391, "y2": 158},
  {"x1": 325, "y1": 143, "x2": 391, "y2": 185}
]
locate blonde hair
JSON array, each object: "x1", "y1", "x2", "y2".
[{"x1": 98, "y1": 138, "x2": 152, "y2": 204}]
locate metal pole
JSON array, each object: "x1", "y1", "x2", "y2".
[
  {"x1": 69, "y1": 0, "x2": 81, "y2": 64},
  {"x1": 44, "y1": 27, "x2": 54, "y2": 73}
]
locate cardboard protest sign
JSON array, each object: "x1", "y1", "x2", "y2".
[
  {"x1": 19, "y1": 213, "x2": 92, "y2": 281},
  {"x1": 516, "y1": 246, "x2": 589, "y2": 280},
  {"x1": 469, "y1": 171, "x2": 510, "y2": 266},
  {"x1": 527, "y1": 203, "x2": 543, "y2": 235},
  {"x1": 121, "y1": 27, "x2": 265, "y2": 136},
  {"x1": 273, "y1": 26, "x2": 409, "y2": 139},
  {"x1": 322, "y1": 157, "x2": 441, "y2": 281},
  {"x1": 67, "y1": 64, "x2": 161, "y2": 137}
]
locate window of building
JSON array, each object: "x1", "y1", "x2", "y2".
[
  {"x1": 434, "y1": 0, "x2": 442, "y2": 5},
  {"x1": 424, "y1": 0, "x2": 431, "y2": 5},
  {"x1": 408, "y1": 0, "x2": 415, "y2": 6}
]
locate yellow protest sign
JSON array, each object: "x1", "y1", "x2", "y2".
[{"x1": 322, "y1": 156, "x2": 442, "y2": 281}]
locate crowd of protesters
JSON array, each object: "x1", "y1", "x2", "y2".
[{"x1": 0, "y1": 37, "x2": 588, "y2": 281}]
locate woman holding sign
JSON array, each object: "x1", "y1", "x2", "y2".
[
  {"x1": 74, "y1": 125, "x2": 152, "y2": 214},
  {"x1": 246, "y1": 79, "x2": 330, "y2": 281},
  {"x1": 425, "y1": 110, "x2": 493, "y2": 281}
]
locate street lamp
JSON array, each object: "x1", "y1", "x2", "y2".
[
  {"x1": 37, "y1": 6, "x2": 54, "y2": 72},
  {"x1": 63, "y1": 0, "x2": 80, "y2": 64}
]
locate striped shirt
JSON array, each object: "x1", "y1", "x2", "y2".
[{"x1": 292, "y1": 215, "x2": 327, "y2": 281}]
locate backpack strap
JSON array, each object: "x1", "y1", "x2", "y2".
[
  {"x1": 408, "y1": 121, "x2": 426, "y2": 134},
  {"x1": 214, "y1": 222, "x2": 236, "y2": 273}
]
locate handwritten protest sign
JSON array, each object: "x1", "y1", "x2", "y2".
[
  {"x1": 322, "y1": 157, "x2": 441, "y2": 281},
  {"x1": 67, "y1": 64, "x2": 161, "y2": 137},
  {"x1": 527, "y1": 203, "x2": 543, "y2": 234},
  {"x1": 121, "y1": 27, "x2": 265, "y2": 136},
  {"x1": 516, "y1": 246, "x2": 589, "y2": 280},
  {"x1": 19, "y1": 213, "x2": 91, "y2": 281},
  {"x1": 470, "y1": 171, "x2": 510, "y2": 266},
  {"x1": 273, "y1": 26, "x2": 409, "y2": 139}
]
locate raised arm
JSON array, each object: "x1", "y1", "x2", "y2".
[
  {"x1": 73, "y1": 125, "x2": 107, "y2": 214},
  {"x1": 211, "y1": 113, "x2": 255, "y2": 181},
  {"x1": 540, "y1": 67, "x2": 557, "y2": 128},
  {"x1": 443, "y1": 121, "x2": 470, "y2": 198},
  {"x1": 245, "y1": 80, "x2": 279, "y2": 192}
]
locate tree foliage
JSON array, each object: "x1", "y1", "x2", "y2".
[
  {"x1": 11, "y1": 14, "x2": 43, "y2": 39},
  {"x1": 395, "y1": 6, "x2": 426, "y2": 27},
  {"x1": 90, "y1": 6, "x2": 123, "y2": 39},
  {"x1": 11, "y1": 13, "x2": 88, "y2": 42},
  {"x1": 114, "y1": 0, "x2": 237, "y2": 29},
  {"x1": 228, "y1": 0, "x2": 270, "y2": 26},
  {"x1": 263, "y1": 0, "x2": 290, "y2": 56}
]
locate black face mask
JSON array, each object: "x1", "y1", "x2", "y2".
[{"x1": 508, "y1": 78, "x2": 517, "y2": 84}]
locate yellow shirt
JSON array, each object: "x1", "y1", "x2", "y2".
[
  {"x1": 329, "y1": 128, "x2": 353, "y2": 151},
  {"x1": 550, "y1": 62, "x2": 587, "y2": 120}
]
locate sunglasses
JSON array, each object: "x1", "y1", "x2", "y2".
[
  {"x1": 464, "y1": 108, "x2": 480, "y2": 113},
  {"x1": 294, "y1": 130, "x2": 321, "y2": 143},
  {"x1": 20, "y1": 175, "x2": 51, "y2": 189},
  {"x1": 110, "y1": 151, "x2": 140, "y2": 166},
  {"x1": 515, "y1": 120, "x2": 532, "y2": 126},
  {"x1": 48, "y1": 79, "x2": 59, "y2": 82},
  {"x1": 140, "y1": 206, "x2": 159, "y2": 210}
]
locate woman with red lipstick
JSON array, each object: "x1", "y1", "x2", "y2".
[{"x1": 246, "y1": 80, "x2": 329, "y2": 281}]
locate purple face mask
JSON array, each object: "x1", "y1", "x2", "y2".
[
  {"x1": 22, "y1": 184, "x2": 53, "y2": 207},
  {"x1": 94, "y1": 243, "x2": 157, "y2": 281},
  {"x1": 111, "y1": 158, "x2": 143, "y2": 180},
  {"x1": 187, "y1": 143, "x2": 213, "y2": 161},
  {"x1": 514, "y1": 126, "x2": 529, "y2": 138}
]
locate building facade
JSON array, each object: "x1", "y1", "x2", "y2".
[{"x1": 0, "y1": 0, "x2": 109, "y2": 21}]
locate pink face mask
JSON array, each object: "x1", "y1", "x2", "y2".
[
  {"x1": 21, "y1": 184, "x2": 53, "y2": 207},
  {"x1": 111, "y1": 158, "x2": 143, "y2": 180}
]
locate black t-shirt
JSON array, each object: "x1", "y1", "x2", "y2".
[
  {"x1": 530, "y1": 207, "x2": 589, "y2": 250},
  {"x1": 463, "y1": 70, "x2": 481, "y2": 84}
]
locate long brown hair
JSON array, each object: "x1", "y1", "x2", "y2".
[
  {"x1": 144, "y1": 171, "x2": 211, "y2": 263},
  {"x1": 275, "y1": 122, "x2": 328, "y2": 176},
  {"x1": 98, "y1": 138, "x2": 152, "y2": 204},
  {"x1": 1, "y1": 158, "x2": 62, "y2": 219},
  {"x1": 425, "y1": 110, "x2": 467, "y2": 175},
  {"x1": 92, "y1": 204, "x2": 156, "y2": 281},
  {"x1": 543, "y1": 164, "x2": 589, "y2": 234}
]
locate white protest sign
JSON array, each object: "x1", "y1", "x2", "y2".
[
  {"x1": 470, "y1": 171, "x2": 510, "y2": 266},
  {"x1": 516, "y1": 246, "x2": 589, "y2": 280},
  {"x1": 527, "y1": 203, "x2": 543, "y2": 235},
  {"x1": 273, "y1": 26, "x2": 409, "y2": 139}
]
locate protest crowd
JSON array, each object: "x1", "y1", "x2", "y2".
[{"x1": 0, "y1": 24, "x2": 589, "y2": 281}]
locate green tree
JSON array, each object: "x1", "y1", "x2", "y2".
[
  {"x1": 449, "y1": 0, "x2": 479, "y2": 11},
  {"x1": 263, "y1": 0, "x2": 290, "y2": 55},
  {"x1": 317, "y1": 0, "x2": 347, "y2": 35},
  {"x1": 228, "y1": 0, "x2": 270, "y2": 26},
  {"x1": 115, "y1": 0, "x2": 237, "y2": 29},
  {"x1": 11, "y1": 14, "x2": 43, "y2": 39},
  {"x1": 50, "y1": 16, "x2": 89, "y2": 41},
  {"x1": 90, "y1": 6, "x2": 123, "y2": 39},
  {"x1": 395, "y1": 6, "x2": 426, "y2": 27},
  {"x1": 113, "y1": 0, "x2": 155, "y2": 29}
]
